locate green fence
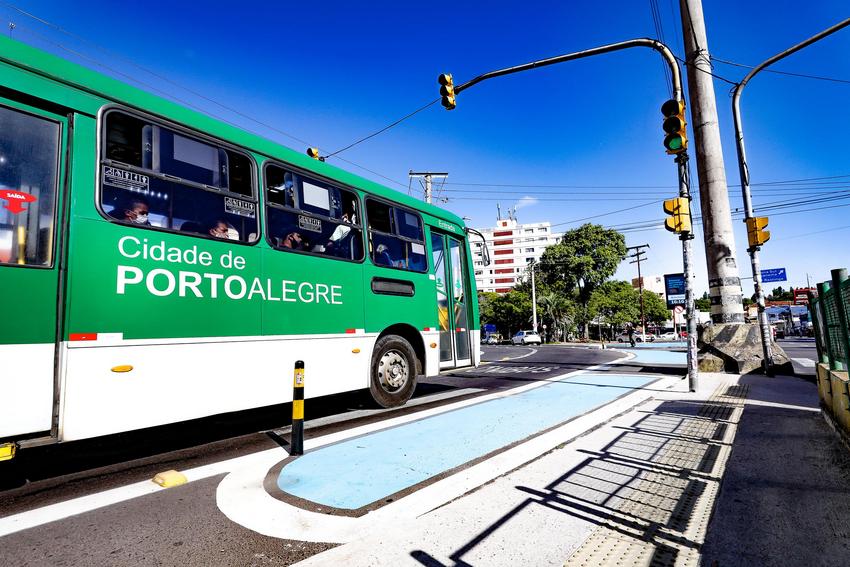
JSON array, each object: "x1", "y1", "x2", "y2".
[{"x1": 810, "y1": 268, "x2": 850, "y2": 372}]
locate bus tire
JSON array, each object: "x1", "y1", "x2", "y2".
[{"x1": 369, "y1": 335, "x2": 417, "y2": 408}]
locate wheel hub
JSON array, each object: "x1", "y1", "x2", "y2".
[{"x1": 378, "y1": 350, "x2": 409, "y2": 392}]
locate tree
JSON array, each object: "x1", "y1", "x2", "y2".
[
  {"x1": 694, "y1": 291, "x2": 711, "y2": 311},
  {"x1": 588, "y1": 281, "x2": 641, "y2": 329},
  {"x1": 538, "y1": 291, "x2": 576, "y2": 341},
  {"x1": 539, "y1": 224, "x2": 627, "y2": 337},
  {"x1": 485, "y1": 290, "x2": 533, "y2": 336},
  {"x1": 769, "y1": 286, "x2": 793, "y2": 301},
  {"x1": 642, "y1": 291, "x2": 670, "y2": 326}
]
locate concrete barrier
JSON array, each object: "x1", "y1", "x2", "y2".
[
  {"x1": 817, "y1": 363, "x2": 831, "y2": 406},
  {"x1": 830, "y1": 371, "x2": 850, "y2": 433}
]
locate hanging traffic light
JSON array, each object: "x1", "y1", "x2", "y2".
[
  {"x1": 661, "y1": 99, "x2": 688, "y2": 154},
  {"x1": 306, "y1": 147, "x2": 323, "y2": 161},
  {"x1": 663, "y1": 197, "x2": 691, "y2": 234},
  {"x1": 746, "y1": 216, "x2": 770, "y2": 248},
  {"x1": 438, "y1": 73, "x2": 456, "y2": 110}
]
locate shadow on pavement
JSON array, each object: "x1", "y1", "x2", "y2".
[
  {"x1": 701, "y1": 378, "x2": 850, "y2": 566},
  {"x1": 410, "y1": 386, "x2": 746, "y2": 566}
]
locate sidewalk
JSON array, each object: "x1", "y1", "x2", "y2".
[{"x1": 292, "y1": 369, "x2": 850, "y2": 567}]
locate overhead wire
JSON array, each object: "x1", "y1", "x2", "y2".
[
  {"x1": 712, "y1": 55, "x2": 850, "y2": 85},
  {"x1": 0, "y1": 2, "x2": 413, "y2": 189}
]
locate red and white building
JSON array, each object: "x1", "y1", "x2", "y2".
[{"x1": 472, "y1": 217, "x2": 563, "y2": 294}]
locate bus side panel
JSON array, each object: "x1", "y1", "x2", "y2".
[
  {"x1": 59, "y1": 335, "x2": 370, "y2": 440},
  {"x1": 362, "y1": 257, "x2": 437, "y2": 373}
]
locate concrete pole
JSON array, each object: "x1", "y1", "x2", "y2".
[
  {"x1": 424, "y1": 174, "x2": 432, "y2": 205},
  {"x1": 679, "y1": 0, "x2": 744, "y2": 324},
  {"x1": 531, "y1": 263, "x2": 538, "y2": 333}
]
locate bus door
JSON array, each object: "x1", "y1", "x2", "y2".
[
  {"x1": 431, "y1": 231, "x2": 472, "y2": 369},
  {"x1": 0, "y1": 100, "x2": 66, "y2": 440}
]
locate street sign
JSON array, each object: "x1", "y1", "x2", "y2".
[
  {"x1": 674, "y1": 305, "x2": 684, "y2": 315},
  {"x1": 484, "y1": 324, "x2": 497, "y2": 333},
  {"x1": 664, "y1": 273, "x2": 686, "y2": 309},
  {"x1": 761, "y1": 268, "x2": 787, "y2": 283}
]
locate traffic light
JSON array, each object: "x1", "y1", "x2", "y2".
[
  {"x1": 663, "y1": 197, "x2": 691, "y2": 234},
  {"x1": 438, "y1": 73, "x2": 456, "y2": 110},
  {"x1": 746, "y1": 216, "x2": 770, "y2": 248},
  {"x1": 661, "y1": 99, "x2": 687, "y2": 154},
  {"x1": 306, "y1": 147, "x2": 321, "y2": 160}
]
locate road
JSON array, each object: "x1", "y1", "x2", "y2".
[
  {"x1": 778, "y1": 336, "x2": 818, "y2": 377},
  {"x1": 1, "y1": 344, "x2": 633, "y2": 567}
]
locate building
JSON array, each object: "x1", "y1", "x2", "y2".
[
  {"x1": 631, "y1": 275, "x2": 665, "y2": 298},
  {"x1": 471, "y1": 216, "x2": 563, "y2": 294}
]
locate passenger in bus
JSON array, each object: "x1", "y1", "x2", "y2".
[
  {"x1": 208, "y1": 219, "x2": 239, "y2": 241},
  {"x1": 111, "y1": 197, "x2": 151, "y2": 225},
  {"x1": 280, "y1": 230, "x2": 307, "y2": 250},
  {"x1": 325, "y1": 205, "x2": 356, "y2": 257},
  {"x1": 375, "y1": 243, "x2": 394, "y2": 267}
]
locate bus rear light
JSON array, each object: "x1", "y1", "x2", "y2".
[
  {"x1": 345, "y1": 329, "x2": 356, "y2": 334},
  {"x1": 69, "y1": 333, "x2": 97, "y2": 341}
]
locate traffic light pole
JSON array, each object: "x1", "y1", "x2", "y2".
[
  {"x1": 675, "y1": 153, "x2": 698, "y2": 391},
  {"x1": 444, "y1": 36, "x2": 698, "y2": 389},
  {"x1": 731, "y1": 16, "x2": 850, "y2": 374},
  {"x1": 452, "y1": 38, "x2": 683, "y2": 102}
]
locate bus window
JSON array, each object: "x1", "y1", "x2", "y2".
[
  {"x1": 265, "y1": 164, "x2": 364, "y2": 261},
  {"x1": 100, "y1": 110, "x2": 258, "y2": 243},
  {"x1": 0, "y1": 105, "x2": 60, "y2": 266},
  {"x1": 365, "y1": 199, "x2": 427, "y2": 272}
]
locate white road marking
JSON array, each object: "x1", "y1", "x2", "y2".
[
  {"x1": 499, "y1": 347, "x2": 538, "y2": 361},
  {"x1": 792, "y1": 357, "x2": 816, "y2": 368},
  {"x1": 217, "y1": 370, "x2": 682, "y2": 543},
  {"x1": 0, "y1": 351, "x2": 652, "y2": 541}
]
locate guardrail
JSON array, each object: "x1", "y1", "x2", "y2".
[{"x1": 810, "y1": 268, "x2": 850, "y2": 442}]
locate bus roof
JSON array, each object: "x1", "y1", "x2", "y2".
[{"x1": 0, "y1": 35, "x2": 466, "y2": 229}]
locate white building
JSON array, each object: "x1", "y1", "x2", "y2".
[
  {"x1": 631, "y1": 275, "x2": 665, "y2": 298},
  {"x1": 471, "y1": 216, "x2": 563, "y2": 294}
]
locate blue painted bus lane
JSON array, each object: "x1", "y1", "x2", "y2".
[{"x1": 276, "y1": 372, "x2": 657, "y2": 510}]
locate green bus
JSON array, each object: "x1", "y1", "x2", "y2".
[{"x1": 0, "y1": 35, "x2": 482, "y2": 456}]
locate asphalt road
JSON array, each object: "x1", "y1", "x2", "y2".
[
  {"x1": 777, "y1": 337, "x2": 818, "y2": 377},
  {"x1": 1, "y1": 344, "x2": 619, "y2": 567}
]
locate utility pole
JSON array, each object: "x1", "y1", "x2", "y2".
[
  {"x1": 627, "y1": 244, "x2": 650, "y2": 340},
  {"x1": 408, "y1": 171, "x2": 448, "y2": 205},
  {"x1": 530, "y1": 261, "x2": 538, "y2": 333},
  {"x1": 731, "y1": 16, "x2": 850, "y2": 374},
  {"x1": 679, "y1": 0, "x2": 744, "y2": 326}
]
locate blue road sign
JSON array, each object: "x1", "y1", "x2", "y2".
[
  {"x1": 761, "y1": 268, "x2": 787, "y2": 283},
  {"x1": 484, "y1": 324, "x2": 497, "y2": 333},
  {"x1": 664, "y1": 273, "x2": 686, "y2": 309}
]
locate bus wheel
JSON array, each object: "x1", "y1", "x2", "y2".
[{"x1": 370, "y1": 335, "x2": 417, "y2": 408}]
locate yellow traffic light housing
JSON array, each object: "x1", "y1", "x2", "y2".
[
  {"x1": 306, "y1": 147, "x2": 321, "y2": 160},
  {"x1": 663, "y1": 197, "x2": 691, "y2": 234},
  {"x1": 661, "y1": 99, "x2": 688, "y2": 154},
  {"x1": 438, "y1": 73, "x2": 456, "y2": 110},
  {"x1": 746, "y1": 216, "x2": 770, "y2": 248}
]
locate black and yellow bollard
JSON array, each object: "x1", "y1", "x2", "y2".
[{"x1": 291, "y1": 360, "x2": 305, "y2": 456}]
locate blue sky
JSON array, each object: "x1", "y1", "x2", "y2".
[{"x1": 5, "y1": 0, "x2": 849, "y2": 296}]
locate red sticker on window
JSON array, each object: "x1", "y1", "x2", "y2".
[{"x1": 0, "y1": 189, "x2": 37, "y2": 214}]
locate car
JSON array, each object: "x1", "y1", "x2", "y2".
[
  {"x1": 658, "y1": 331, "x2": 677, "y2": 341},
  {"x1": 616, "y1": 332, "x2": 652, "y2": 343},
  {"x1": 511, "y1": 330, "x2": 542, "y2": 345},
  {"x1": 482, "y1": 335, "x2": 499, "y2": 345}
]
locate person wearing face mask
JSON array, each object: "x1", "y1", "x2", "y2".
[{"x1": 112, "y1": 198, "x2": 151, "y2": 225}]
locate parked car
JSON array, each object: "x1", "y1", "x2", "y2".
[
  {"x1": 481, "y1": 334, "x2": 499, "y2": 345},
  {"x1": 658, "y1": 331, "x2": 677, "y2": 341},
  {"x1": 616, "y1": 332, "x2": 654, "y2": 343},
  {"x1": 511, "y1": 330, "x2": 542, "y2": 345}
]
